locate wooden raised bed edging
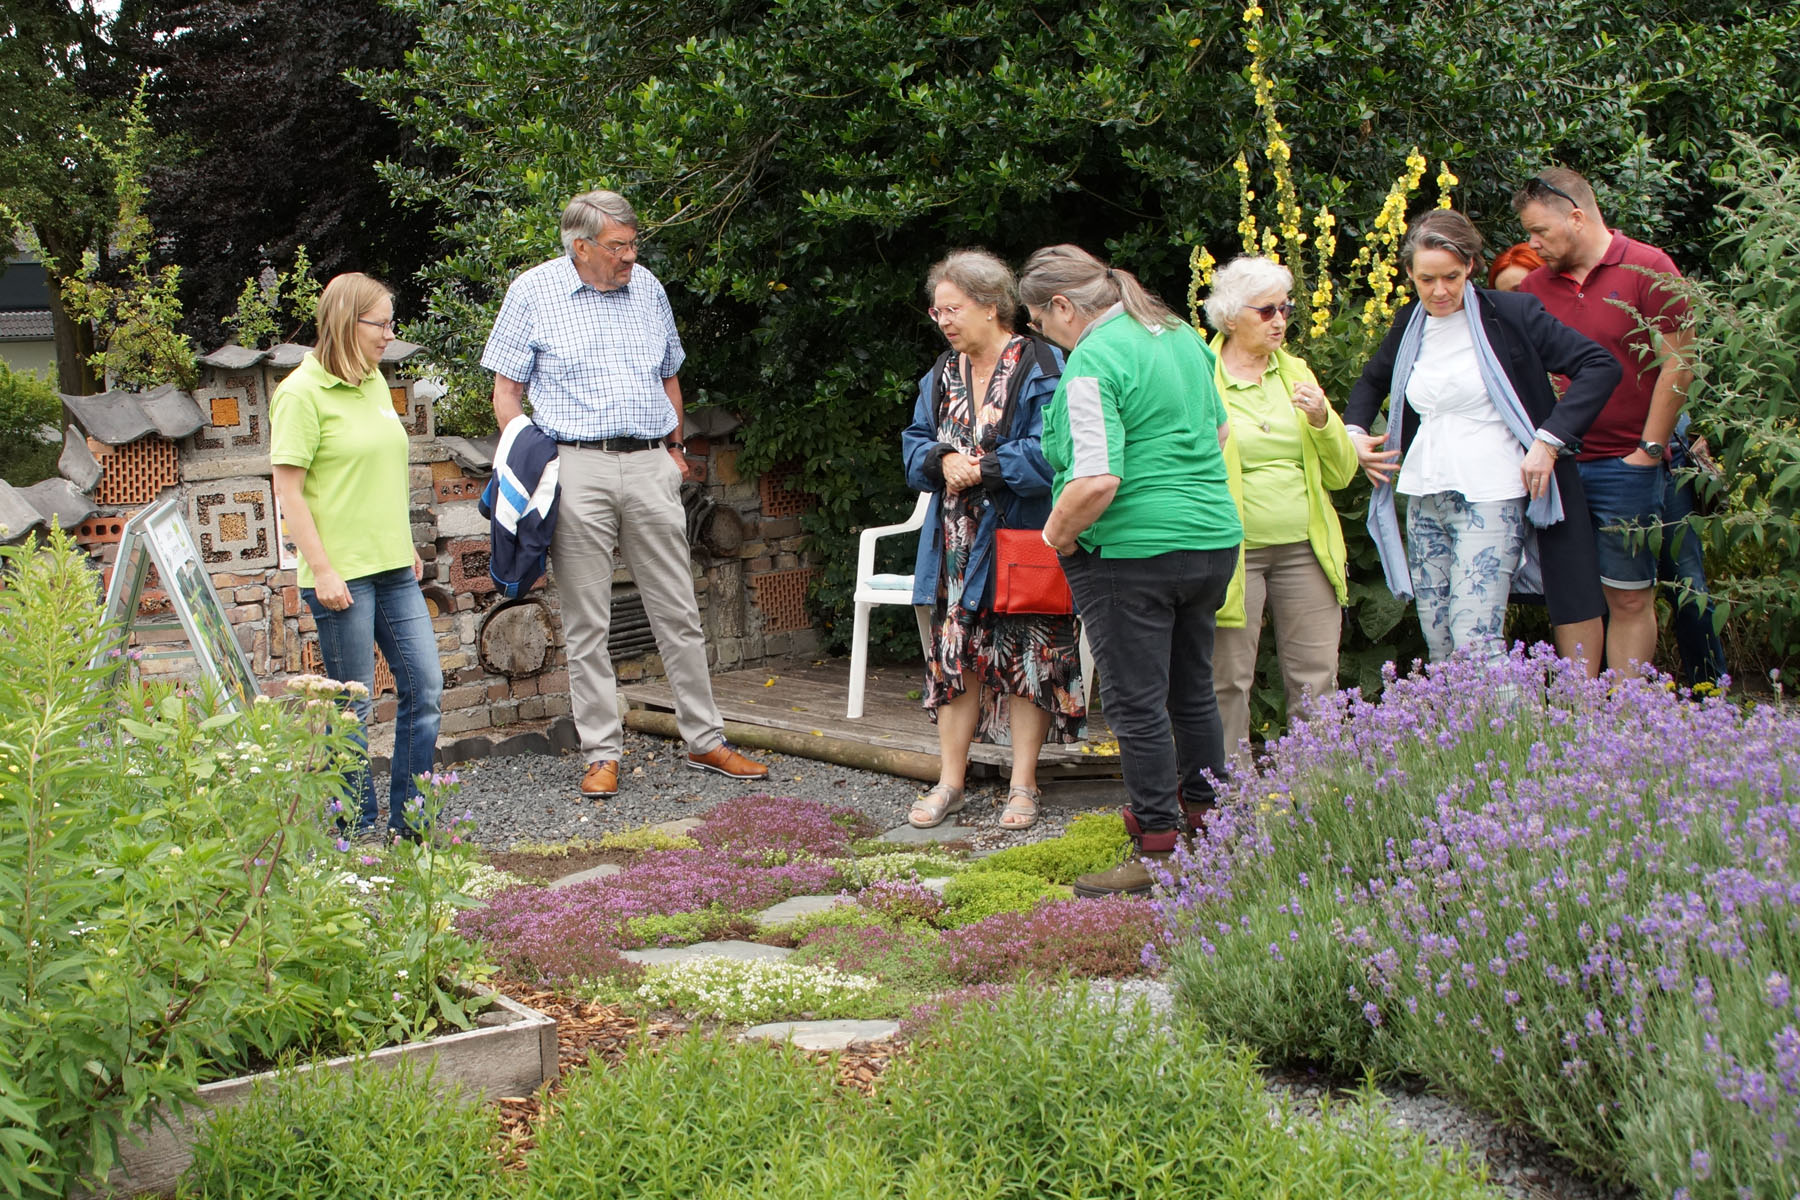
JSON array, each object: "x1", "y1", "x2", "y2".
[{"x1": 86, "y1": 988, "x2": 557, "y2": 1198}]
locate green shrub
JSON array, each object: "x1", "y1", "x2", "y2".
[
  {"x1": 0, "y1": 361, "x2": 61, "y2": 487},
  {"x1": 938, "y1": 870, "x2": 1070, "y2": 927},
  {"x1": 178, "y1": 1063, "x2": 502, "y2": 1199},
  {"x1": 0, "y1": 533, "x2": 479, "y2": 1197},
  {"x1": 881, "y1": 984, "x2": 1498, "y2": 1198},
  {"x1": 964, "y1": 811, "x2": 1131, "y2": 884}
]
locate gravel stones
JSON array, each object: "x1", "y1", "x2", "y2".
[{"x1": 446, "y1": 729, "x2": 1083, "y2": 851}]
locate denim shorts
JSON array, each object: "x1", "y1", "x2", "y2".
[{"x1": 1576, "y1": 455, "x2": 1666, "y2": 589}]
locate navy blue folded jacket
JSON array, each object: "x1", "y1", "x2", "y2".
[{"x1": 478, "y1": 415, "x2": 561, "y2": 599}]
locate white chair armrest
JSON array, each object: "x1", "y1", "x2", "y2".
[{"x1": 855, "y1": 492, "x2": 932, "y2": 588}]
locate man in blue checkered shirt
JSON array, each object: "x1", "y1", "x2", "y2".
[{"x1": 483, "y1": 189, "x2": 768, "y2": 800}]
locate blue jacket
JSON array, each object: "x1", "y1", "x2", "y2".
[
  {"x1": 900, "y1": 337, "x2": 1063, "y2": 613},
  {"x1": 479, "y1": 415, "x2": 561, "y2": 599}
]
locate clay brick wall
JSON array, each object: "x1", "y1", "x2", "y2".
[{"x1": 84, "y1": 350, "x2": 825, "y2": 758}]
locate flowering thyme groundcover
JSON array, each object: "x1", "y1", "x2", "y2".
[{"x1": 1160, "y1": 645, "x2": 1800, "y2": 1200}]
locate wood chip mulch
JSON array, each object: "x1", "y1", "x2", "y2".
[{"x1": 487, "y1": 978, "x2": 902, "y2": 1171}]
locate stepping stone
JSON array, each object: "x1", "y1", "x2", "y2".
[
  {"x1": 647, "y1": 817, "x2": 704, "y2": 837},
  {"x1": 548, "y1": 863, "x2": 621, "y2": 889},
  {"x1": 753, "y1": 894, "x2": 850, "y2": 926},
  {"x1": 740, "y1": 1019, "x2": 901, "y2": 1051},
  {"x1": 878, "y1": 822, "x2": 970, "y2": 845},
  {"x1": 918, "y1": 876, "x2": 953, "y2": 894},
  {"x1": 622, "y1": 940, "x2": 794, "y2": 966}
]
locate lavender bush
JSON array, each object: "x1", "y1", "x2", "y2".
[{"x1": 1160, "y1": 644, "x2": 1800, "y2": 1198}]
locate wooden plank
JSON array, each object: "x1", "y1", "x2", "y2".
[{"x1": 621, "y1": 655, "x2": 1117, "y2": 771}]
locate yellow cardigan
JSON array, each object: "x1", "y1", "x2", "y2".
[{"x1": 1214, "y1": 339, "x2": 1359, "y2": 629}]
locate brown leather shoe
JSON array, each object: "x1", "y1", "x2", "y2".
[
  {"x1": 687, "y1": 743, "x2": 769, "y2": 779},
  {"x1": 1073, "y1": 851, "x2": 1174, "y2": 898},
  {"x1": 579, "y1": 760, "x2": 620, "y2": 799}
]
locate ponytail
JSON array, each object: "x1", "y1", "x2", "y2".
[{"x1": 1018, "y1": 244, "x2": 1181, "y2": 332}]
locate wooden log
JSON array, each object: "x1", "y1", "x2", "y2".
[{"x1": 622, "y1": 708, "x2": 939, "y2": 781}]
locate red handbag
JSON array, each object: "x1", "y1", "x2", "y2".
[{"x1": 992, "y1": 528, "x2": 1075, "y2": 615}]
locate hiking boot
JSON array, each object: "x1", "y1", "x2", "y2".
[
  {"x1": 580, "y1": 760, "x2": 620, "y2": 799},
  {"x1": 687, "y1": 743, "x2": 770, "y2": 780},
  {"x1": 1073, "y1": 807, "x2": 1180, "y2": 898},
  {"x1": 1073, "y1": 850, "x2": 1175, "y2": 898}
]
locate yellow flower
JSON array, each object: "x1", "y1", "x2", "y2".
[{"x1": 1242, "y1": 3, "x2": 1263, "y2": 21}]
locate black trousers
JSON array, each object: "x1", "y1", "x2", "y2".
[{"x1": 1061, "y1": 545, "x2": 1237, "y2": 834}]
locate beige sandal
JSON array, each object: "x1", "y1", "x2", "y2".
[
  {"x1": 999, "y1": 785, "x2": 1040, "y2": 831},
  {"x1": 908, "y1": 782, "x2": 966, "y2": 829}
]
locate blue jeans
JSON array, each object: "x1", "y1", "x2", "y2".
[
  {"x1": 1660, "y1": 445, "x2": 1727, "y2": 686},
  {"x1": 303, "y1": 566, "x2": 444, "y2": 833},
  {"x1": 1060, "y1": 546, "x2": 1236, "y2": 835},
  {"x1": 1576, "y1": 455, "x2": 1665, "y2": 589}
]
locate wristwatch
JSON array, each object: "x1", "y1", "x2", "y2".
[{"x1": 1637, "y1": 439, "x2": 1667, "y2": 462}]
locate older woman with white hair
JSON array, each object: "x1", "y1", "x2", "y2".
[{"x1": 1204, "y1": 256, "x2": 1358, "y2": 767}]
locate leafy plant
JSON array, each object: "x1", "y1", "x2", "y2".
[
  {"x1": 223, "y1": 247, "x2": 321, "y2": 350},
  {"x1": 963, "y1": 811, "x2": 1130, "y2": 884},
  {"x1": 57, "y1": 77, "x2": 196, "y2": 390},
  {"x1": 178, "y1": 1063, "x2": 502, "y2": 1200},
  {"x1": 937, "y1": 870, "x2": 1070, "y2": 928},
  {"x1": 0, "y1": 362, "x2": 62, "y2": 488}
]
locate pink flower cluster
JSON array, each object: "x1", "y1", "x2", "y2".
[
  {"x1": 689, "y1": 794, "x2": 867, "y2": 860},
  {"x1": 939, "y1": 897, "x2": 1160, "y2": 983}
]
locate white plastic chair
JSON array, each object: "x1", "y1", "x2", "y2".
[
  {"x1": 847, "y1": 493, "x2": 933, "y2": 719},
  {"x1": 846, "y1": 492, "x2": 1097, "y2": 720}
]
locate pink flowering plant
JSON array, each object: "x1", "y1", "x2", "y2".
[
  {"x1": 1159, "y1": 643, "x2": 1800, "y2": 1199},
  {"x1": 939, "y1": 896, "x2": 1163, "y2": 984}
]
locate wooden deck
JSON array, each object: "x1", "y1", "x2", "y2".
[{"x1": 620, "y1": 655, "x2": 1118, "y2": 779}]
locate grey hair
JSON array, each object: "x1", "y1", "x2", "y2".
[
  {"x1": 1400, "y1": 209, "x2": 1485, "y2": 271},
  {"x1": 560, "y1": 190, "x2": 638, "y2": 256},
  {"x1": 926, "y1": 249, "x2": 1020, "y2": 331},
  {"x1": 1018, "y1": 244, "x2": 1180, "y2": 332},
  {"x1": 1203, "y1": 256, "x2": 1294, "y2": 331}
]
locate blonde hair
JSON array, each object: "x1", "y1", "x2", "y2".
[
  {"x1": 926, "y1": 249, "x2": 1020, "y2": 331},
  {"x1": 314, "y1": 273, "x2": 393, "y2": 385},
  {"x1": 1018, "y1": 244, "x2": 1180, "y2": 332}
]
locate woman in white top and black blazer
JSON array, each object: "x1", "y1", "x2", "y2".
[{"x1": 1345, "y1": 209, "x2": 1619, "y2": 674}]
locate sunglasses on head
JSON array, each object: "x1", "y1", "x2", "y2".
[
  {"x1": 1247, "y1": 302, "x2": 1294, "y2": 322},
  {"x1": 1525, "y1": 176, "x2": 1580, "y2": 209}
]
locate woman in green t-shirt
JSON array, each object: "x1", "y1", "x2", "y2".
[
  {"x1": 271, "y1": 273, "x2": 442, "y2": 841},
  {"x1": 1023, "y1": 244, "x2": 1242, "y2": 898}
]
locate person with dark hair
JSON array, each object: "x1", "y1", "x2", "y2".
[
  {"x1": 272, "y1": 272, "x2": 442, "y2": 840},
  {"x1": 1022, "y1": 244, "x2": 1241, "y2": 896},
  {"x1": 1488, "y1": 243, "x2": 1544, "y2": 292},
  {"x1": 901, "y1": 249, "x2": 1082, "y2": 833},
  {"x1": 1511, "y1": 168, "x2": 1706, "y2": 675},
  {"x1": 482, "y1": 189, "x2": 768, "y2": 802},
  {"x1": 1345, "y1": 210, "x2": 1618, "y2": 670}
]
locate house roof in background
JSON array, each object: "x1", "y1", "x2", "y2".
[{"x1": 0, "y1": 311, "x2": 54, "y2": 341}]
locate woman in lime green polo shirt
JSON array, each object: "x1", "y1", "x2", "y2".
[
  {"x1": 1023, "y1": 244, "x2": 1242, "y2": 898},
  {"x1": 1204, "y1": 256, "x2": 1358, "y2": 770},
  {"x1": 272, "y1": 273, "x2": 442, "y2": 841}
]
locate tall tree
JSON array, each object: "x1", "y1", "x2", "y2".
[
  {"x1": 0, "y1": 0, "x2": 138, "y2": 394},
  {"x1": 119, "y1": 0, "x2": 444, "y2": 350}
]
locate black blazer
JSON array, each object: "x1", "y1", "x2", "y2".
[{"x1": 1344, "y1": 289, "x2": 1620, "y2": 452}]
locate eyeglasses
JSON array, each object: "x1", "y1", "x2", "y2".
[
  {"x1": 585, "y1": 236, "x2": 642, "y2": 257},
  {"x1": 1246, "y1": 302, "x2": 1294, "y2": 322},
  {"x1": 927, "y1": 303, "x2": 967, "y2": 323},
  {"x1": 357, "y1": 317, "x2": 399, "y2": 333},
  {"x1": 1524, "y1": 176, "x2": 1580, "y2": 209}
]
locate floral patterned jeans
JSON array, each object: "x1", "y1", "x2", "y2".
[{"x1": 1403, "y1": 491, "x2": 1526, "y2": 663}]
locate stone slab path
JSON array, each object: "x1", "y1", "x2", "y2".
[
  {"x1": 739, "y1": 1019, "x2": 901, "y2": 1050},
  {"x1": 752, "y1": 894, "x2": 851, "y2": 926},
  {"x1": 621, "y1": 940, "x2": 794, "y2": 966}
]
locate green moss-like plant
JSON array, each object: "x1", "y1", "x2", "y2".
[
  {"x1": 623, "y1": 907, "x2": 754, "y2": 947},
  {"x1": 938, "y1": 870, "x2": 1070, "y2": 927},
  {"x1": 964, "y1": 811, "x2": 1131, "y2": 884}
]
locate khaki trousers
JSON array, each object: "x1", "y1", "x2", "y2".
[
  {"x1": 552, "y1": 446, "x2": 723, "y2": 763},
  {"x1": 1213, "y1": 541, "x2": 1342, "y2": 769}
]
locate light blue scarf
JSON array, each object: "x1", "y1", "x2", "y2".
[{"x1": 1367, "y1": 284, "x2": 1562, "y2": 601}]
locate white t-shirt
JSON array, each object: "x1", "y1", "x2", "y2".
[{"x1": 1397, "y1": 314, "x2": 1526, "y2": 502}]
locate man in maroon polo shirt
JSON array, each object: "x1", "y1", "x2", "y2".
[{"x1": 1512, "y1": 167, "x2": 1696, "y2": 672}]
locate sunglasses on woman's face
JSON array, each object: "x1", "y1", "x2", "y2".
[{"x1": 1247, "y1": 302, "x2": 1294, "y2": 322}]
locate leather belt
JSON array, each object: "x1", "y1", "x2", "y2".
[{"x1": 557, "y1": 436, "x2": 668, "y2": 453}]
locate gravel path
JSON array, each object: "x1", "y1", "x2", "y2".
[{"x1": 438, "y1": 729, "x2": 1088, "y2": 850}]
